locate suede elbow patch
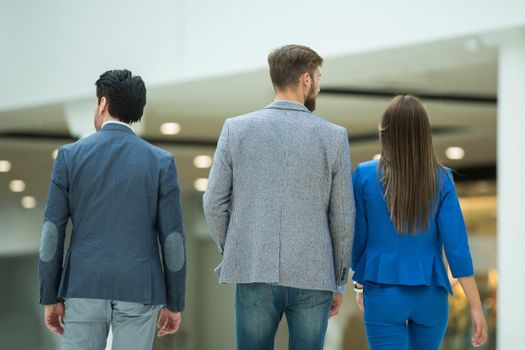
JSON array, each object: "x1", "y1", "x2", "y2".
[
  {"x1": 164, "y1": 232, "x2": 185, "y2": 272},
  {"x1": 39, "y1": 221, "x2": 58, "y2": 262}
]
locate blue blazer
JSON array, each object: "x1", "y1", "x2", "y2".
[
  {"x1": 38, "y1": 123, "x2": 186, "y2": 312},
  {"x1": 351, "y1": 160, "x2": 473, "y2": 294}
]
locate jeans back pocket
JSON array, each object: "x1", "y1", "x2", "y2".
[{"x1": 238, "y1": 283, "x2": 273, "y2": 306}]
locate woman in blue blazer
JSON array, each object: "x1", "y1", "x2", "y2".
[{"x1": 351, "y1": 95, "x2": 488, "y2": 349}]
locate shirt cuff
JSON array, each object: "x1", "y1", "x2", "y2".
[{"x1": 336, "y1": 284, "x2": 347, "y2": 294}]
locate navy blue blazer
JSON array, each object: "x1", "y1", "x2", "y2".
[
  {"x1": 38, "y1": 123, "x2": 186, "y2": 312},
  {"x1": 351, "y1": 160, "x2": 474, "y2": 294}
]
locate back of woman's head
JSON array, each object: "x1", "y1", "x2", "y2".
[{"x1": 379, "y1": 95, "x2": 441, "y2": 234}]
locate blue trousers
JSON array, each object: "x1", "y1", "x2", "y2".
[
  {"x1": 235, "y1": 283, "x2": 333, "y2": 350},
  {"x1": 364, "y1": 283, "x2": 449, "y2": 350}
]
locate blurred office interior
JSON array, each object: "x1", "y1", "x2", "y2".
[{"x1": 1, "y1": 1, "x2": 524, "y2": 349}]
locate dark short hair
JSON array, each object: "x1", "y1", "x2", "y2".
[
  {"x1": 267, "y1": 44, "x2": 323, "y2": 90},
  {"x1": 95, "y1": 69, "x2": 146, "y2": 124}
]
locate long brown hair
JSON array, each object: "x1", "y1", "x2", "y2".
[{"x1": 378, "y1": 95, "x2": 442, "y2": 234}]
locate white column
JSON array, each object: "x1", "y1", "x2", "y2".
[{"x1": 497, "y1": 40, "x2": 525, "y2": 349}]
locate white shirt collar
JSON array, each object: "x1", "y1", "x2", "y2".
[{"x1": 102, "y1": 120, "x2": 134, "y2": 132}]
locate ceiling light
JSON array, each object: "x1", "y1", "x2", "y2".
[
  {"x1": 445, "y1": 147, "x2": 465, "y2": 160},
  {"x1": 194, "y1": 178, "x2": 209, "y2": 192},
  {"x1": 9, "y1": 180, "x2": 26, "y2": 192},
  {"x1": 193, "y1": 155, "x2": 213, "y2": 169},
  {"x1": 0, "y1": 160, "x2": 12, "y2": 172},
  {"x1": 21, "y1": 196, "x2": 37, "y2": 209},
  {"x1": 52, "y1": 149, "x2": 59, "y2": 160},
  {"x1": 160, "y1": 123, "x2": 181, "y2": 135},
  {"x1": 372, "y1": 154, "x2": 381, "y2": 160}
]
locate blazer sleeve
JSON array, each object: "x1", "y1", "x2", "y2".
[
  {"x1": 328, "y1": 128, "x2": 356, "y2": 290},
  {"x1": 436, "y1": 169, "x2": 474, "y2": 278},
  {"x1": 351, "y1": 165, "x2": 368, "y2": 272},
  {"x1": 203, "y1": 119, "x2": 233, "y2": 255},
  {"x1": 157, "y1": 155, "x2": 187, "y2": 312},
  {"x1": 39, "y1": 147, "x2": 70, "y2": 304}
]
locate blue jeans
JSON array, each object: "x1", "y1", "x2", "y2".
[
  {"x1": 364, "y1": 283, "x2": 449, "y2": 350},
  {"x1": 235, "y1": 283, "x2": 333, "y2": 350}
]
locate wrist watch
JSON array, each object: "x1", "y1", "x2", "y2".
[{"x1": 353, "y1": 281, "x2": 364, "y2": 294}]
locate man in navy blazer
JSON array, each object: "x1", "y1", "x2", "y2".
[{"x1": 38, "y1": 69, "x2": 186, "y2": 349}]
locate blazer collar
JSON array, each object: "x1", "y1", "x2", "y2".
[
  {"x1": 99, "y1": 122, "x2": 135, "y2": 134},
  {"x1": 264, "y1": 100, "x2": 311, "y2": 113}
]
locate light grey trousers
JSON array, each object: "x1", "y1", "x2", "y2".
[{"x1": 61, "y1": 298, "x2": 163, "y2": 350}]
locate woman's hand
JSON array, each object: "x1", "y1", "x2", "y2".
[
  {"x1": 457, "y1": 276, "x2": 488, "y2": 347},
  {"x1": 470, "y1": 307, "x2": 488, "y2": 347},
  {"x1": 355, "y1": 291, "x2": 364, "y2": 312}
]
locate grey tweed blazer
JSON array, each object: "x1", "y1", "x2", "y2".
[{"x1": 203, "y1": 100, "x2": 355, "y2": 292}]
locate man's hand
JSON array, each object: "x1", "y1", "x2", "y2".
[
  {"x1": 329, "y1": 292, "x2": 344, "y2": 318},
  {"x1": 44, "y1": 302, "x2": 65, "y2": 335},
  {"x1": 157, "y1": 308, "x2": 182, "y2": 337}
]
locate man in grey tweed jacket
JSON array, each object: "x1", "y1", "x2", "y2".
[{"x1": 203, "y1": 45, "x2": 355, "y2": 350}]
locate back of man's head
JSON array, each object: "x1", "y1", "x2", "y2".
[
  {"x1": 95, "y1": 69, "x2": 146, "y2": 124},
  {"x1": 267, "y1": 45, "x2": 323, "y2": 91}
]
